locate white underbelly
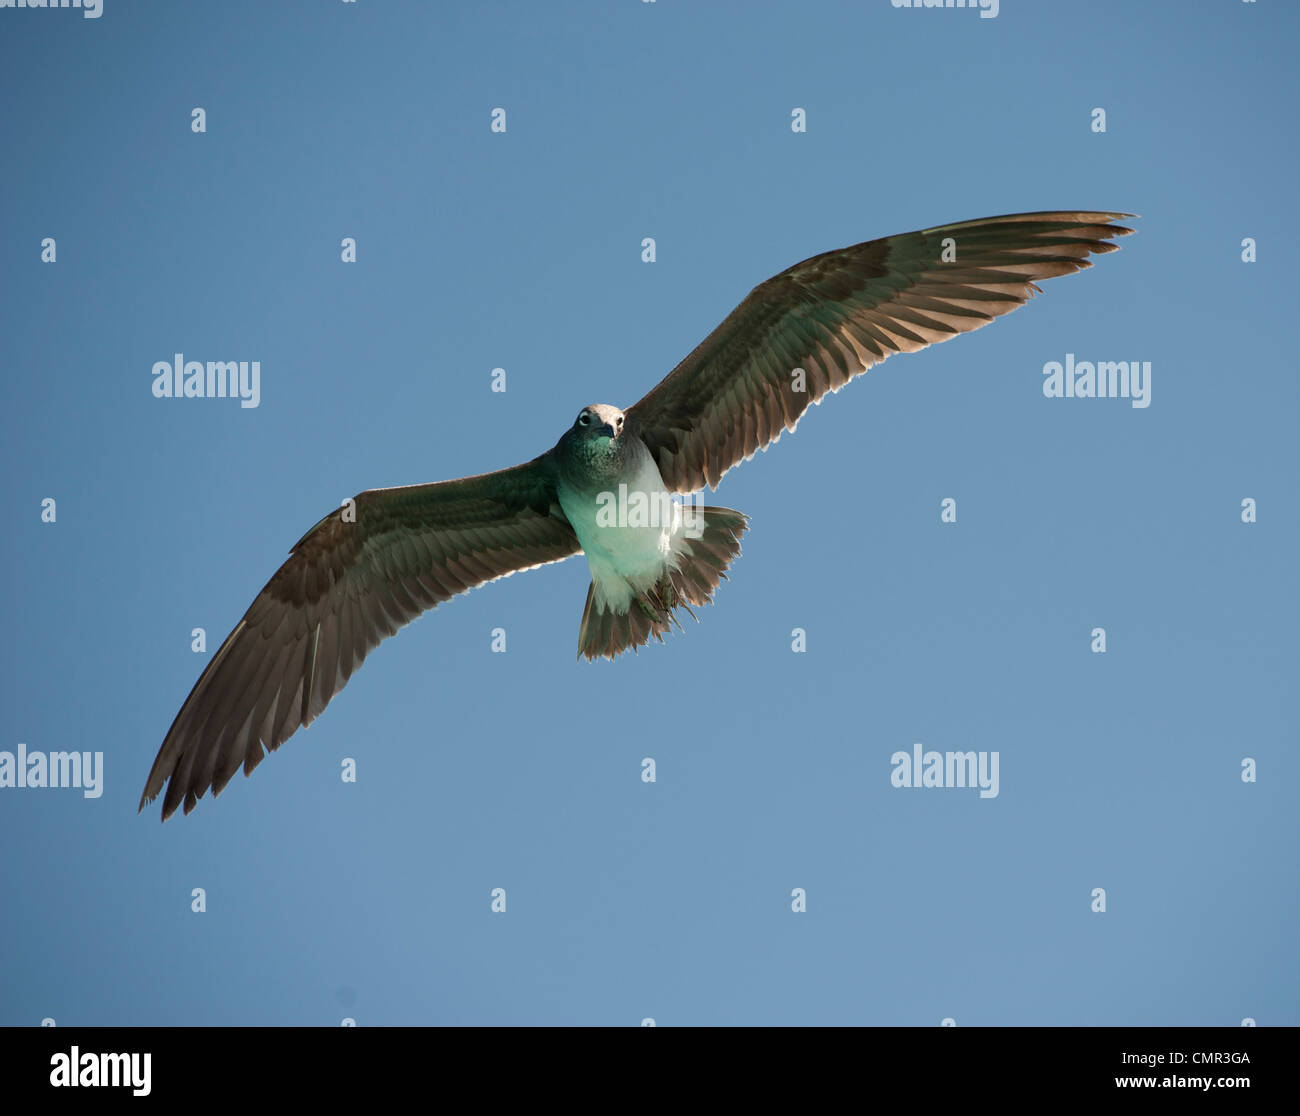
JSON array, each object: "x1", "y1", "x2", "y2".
[{"x1": 558, "y1": 452, "x2": 688, "y2": 612}]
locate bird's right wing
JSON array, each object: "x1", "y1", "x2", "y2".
[
  {"x1": 140, "y1": 454, "x2": 579, "y2": 821},
  {"x1": 627, "y1": 211, "x2": 1135, "y2": 492}
]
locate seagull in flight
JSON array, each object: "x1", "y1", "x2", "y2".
[{"x1": 141, "y1": 210, "x2": 1134, "y2": 820}]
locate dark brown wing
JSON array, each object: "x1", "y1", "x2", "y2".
[
  {"x1": 627, "y1": 211, "x2": 1135, "y2": 491},
  {"x1": 140, "y1": 455, "x2": 577, "y2": 820}
]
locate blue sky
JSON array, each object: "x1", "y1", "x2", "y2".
[{"x1": 2, "y1": 0, "x2": 1296, "y2": 1026}]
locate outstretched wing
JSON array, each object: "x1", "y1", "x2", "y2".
[
  {"x1": 627, "y1": 211, "x2": 1135, "y2": 492},
  {"x1": 140, "y1": 455, "x2": 577, "y2": 821}
]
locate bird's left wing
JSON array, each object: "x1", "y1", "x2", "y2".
[
  {"x1": 627, "y1": 211, "x2": 1134, "y2": 491},
  {"x1": 140, "y1": 455, "x2": 578, "y2": 820}
]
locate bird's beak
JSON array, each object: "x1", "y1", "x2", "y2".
[{"x1": 598, "y1": 423, "x2": 618, "y2": 439}]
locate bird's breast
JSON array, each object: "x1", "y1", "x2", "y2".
[{"x1": 558, "y1": 440, "x2": 688, "y2": 591}]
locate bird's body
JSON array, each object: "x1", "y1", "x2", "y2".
[
  {"x1": 553, "y1": 402, "x2": 748, "y2": 658},
  {"x1": 141, "y1": 211, "x2": 1135, "y2": 820},
  {"x1": 557, "y1": 449, "x2": 680, "y2": 616},
  {"x1": 556, "y1": 406, "x2": 673, "y2": 611},
  {"x1": 556, "y1": 403, "x2": 717, "y2": 623}
]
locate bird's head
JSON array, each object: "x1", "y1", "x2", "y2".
[
  {"x1": 572, "y1": 404, "x2": 625, "y2": 442},
  {"x1": 557, "y1": 404, "x2": 629, "y2": 486}
]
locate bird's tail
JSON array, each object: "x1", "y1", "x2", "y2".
[{"x1": 576, "y1": 506, "x2": 749, "y2": 661}]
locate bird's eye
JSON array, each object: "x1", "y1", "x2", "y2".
[
  {"x1": 617, "y1": 416, "x2": 624, "y2": 427},
  {"x1": 578, "y1": 412, "x2": 590, "y2": 426}
]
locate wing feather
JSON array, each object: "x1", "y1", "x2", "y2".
[
  {"x1": 628, "y1": 211, "x2": 1134, "y2": 492},
  {"x1": 141, "y1": 454, "x2": 578, "y2": 820}
]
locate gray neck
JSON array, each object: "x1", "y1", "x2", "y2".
[{"x1": 556, "y1": 430, "x2": 646, "y2": 494}]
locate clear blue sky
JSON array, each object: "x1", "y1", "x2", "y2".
[{"x1": 2, "y1": 0, "x2": 1296, "y2": 1026}]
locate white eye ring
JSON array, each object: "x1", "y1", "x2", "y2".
[{"x1": 578, "y1": 412, "x2": 590, "y2": 425}]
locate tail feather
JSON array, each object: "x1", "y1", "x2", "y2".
[{"x1": 576, "y1": 506, "x2": 748, "y2": 661}]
